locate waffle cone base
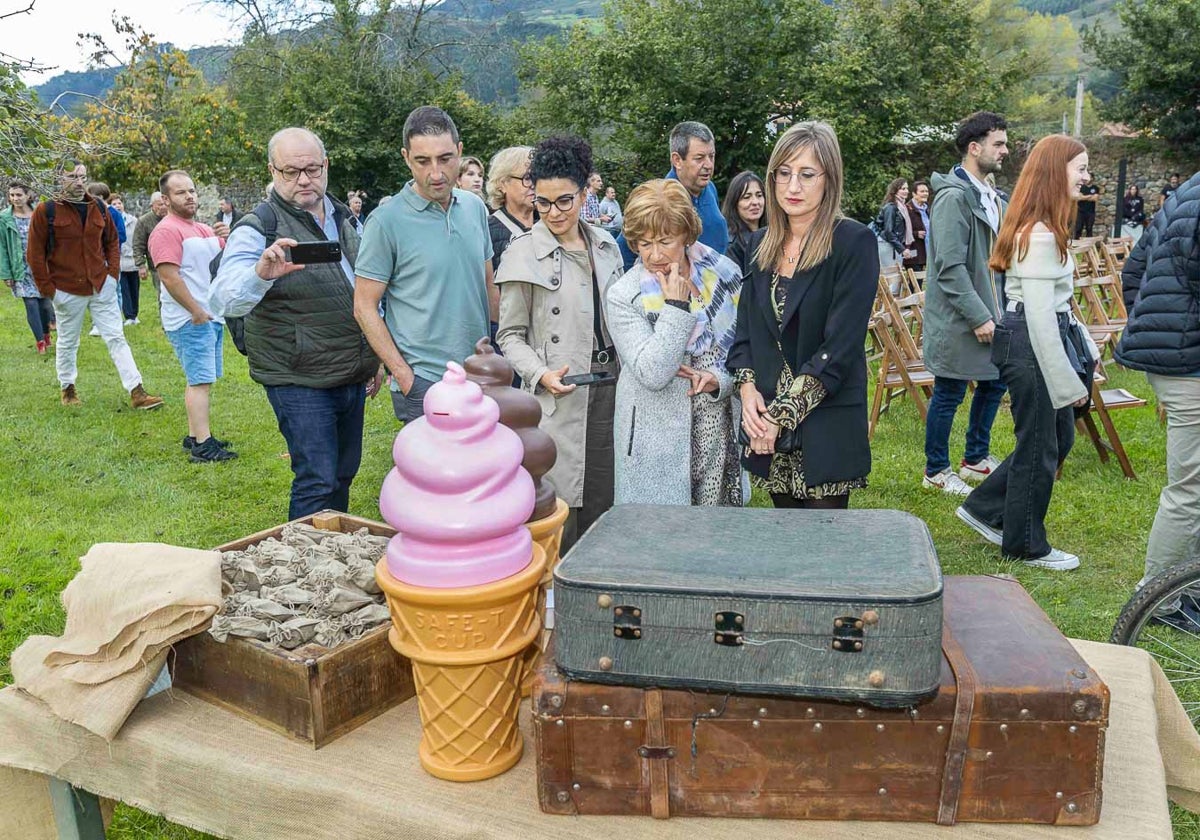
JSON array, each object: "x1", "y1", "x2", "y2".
[
  {"x1": 377, "y1": 546, "x2": 546, "y2": 782},
  {"x1": 521, "y1": 498, "x2": 568, "y2": 697}
]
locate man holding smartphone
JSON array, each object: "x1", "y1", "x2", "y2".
[
  {"x1": 149, "y1": 169, "x2": 235, "y2": 463},
  {"x1": 353, "y1": 106, "x2": 495, "y2": 424},
  {"x1": 210, "y1": 127, "x2": 382, "y2": 517}
]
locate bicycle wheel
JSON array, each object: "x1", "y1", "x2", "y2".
[{"x1": 1110, "y1": 557, "x2": 1200, "y2": 729}]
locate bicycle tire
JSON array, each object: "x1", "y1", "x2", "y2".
[{"x1": 1110, "y1": 557, "x2": 1200, "y2": 646}]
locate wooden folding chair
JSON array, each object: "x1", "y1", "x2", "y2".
[
  {"x1": 1075, "y1": 370, "x2": 1146, "y2": 479},
  {"x1": 868, "y1": 310, "x2": 934, "y2": 439}
]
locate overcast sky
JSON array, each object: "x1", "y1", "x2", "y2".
[{"x1": 7, "y1": 0, "x2": 242, "y2": 83}]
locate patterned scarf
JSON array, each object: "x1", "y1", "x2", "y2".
[{"x1": 637, "y1": 240, "x2": 742, "y2": 356}]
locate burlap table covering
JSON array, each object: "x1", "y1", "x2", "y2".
[{"x1": 0, "y1": 640, "x2": 1195, "y2": 840}]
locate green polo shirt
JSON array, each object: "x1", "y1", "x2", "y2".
[{"x1": 356, "y1": 182, "x2": 493, "y2": 386}]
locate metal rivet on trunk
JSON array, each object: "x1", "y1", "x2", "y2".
[
  {"x1": 1072, "y1": 700, "x2": 1088, "y2": 716},
  {"x1": 572, "y1": 783, "x2": 581, "y2": 791},
  {"x1": 869, "y1": 670, "x2": 885, "y2": 687},
  {"x1": 632, "y1": 609, "x2": 641, "y2": 618},
  {"x1": 909, "y1": 709, "x2": 919, "y2": 719},
  {"x1": 1019, "y1": 708, "x2": 1031, "y2": 719},
  {"x1": 985, "y1": 751, "x2": 994, "y2": 759},
  {"x1": 1068, "y1": 725, "x2": 1078, "y2": 734},
  {"x1": 600, "y1": 704, "x2": 611, "y2": 714},
  {"x1": 805, "y1": 707, "x2": 815, "y2": 718},
  {"x1": 760, "y1": 707, "x2": 769, "y2": 717},
  {"x1": 853, "y1": 641, "x2": 863, "y2": 651},
  {"x1": 556, "y1": 791, "x2": 570, "y2": 802},
  {"x1": 752, "y1": 720, "x2": 761, "y2": 728},
  {"x1": 1071, "y1": 668, "x2": 1087, "y2": 679},
  {"x1": 999, "y1": 723, "x2": 1008, "y2": 733},
  {"x1": 709, "y1": 708, "x2": 718, "y2": 715},
  {"x1": 833, "y1": 640, "x2": 843, "y2": 650},
  {"x1": 878, "y1": 788, "x2": 888, "y2": 796},
  {"x1": 936, "y1": 725, "x2": 945, "y2": 733},
  {"x1": 813, "y1": 723, "x2": 823, "y2": 733},
  {"x1": 856, "y1": 708, "x2": 866, "y2": 718},
  {"x1": 598, "y1": 657, "x2": 613, "y2": 671},
  {"x1": 876, "y1": 724, "x2": 885, "y2": 732},
  {"x1": 624, "y1": 720, "x2": 633, "y2": 728},
  {"x1": 555, "y1": 719, "x2": 564, "y2": 727},
  {"x1": 1056, "y1": 791, "x2": 1064, "y2": 800},
  {"x1": 1066, "y1": 803, "x2": 1078, "y2": 814},
  {"x1": 598, "y1": 594, "x2": 612, "y2": 608},
  {"x1": 548, "y1": 695, "x2": 563, "y2": 708},
  {"x1": 614, "y1": 607, "x2": 623, "y2": 616},
  {"x1": 862, "y1": 610, "x2": 880, "y2": 625}
]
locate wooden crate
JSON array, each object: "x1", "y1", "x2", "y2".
[{"x1": 171, "y1": 511, "x2": 415, "y2": 748}]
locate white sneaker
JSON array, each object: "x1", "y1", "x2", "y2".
[
  {"x1": 922, "y1": 468, "x2": 972, "y2": 496},
  {"x1": 955, "y1": 506, "x2": 1002, "y2": 546},
  {"x1": 1021, "y1": 548, "x2": 1080, "y2": 571},
  {"x1": 959, "y1": 454, "x2": 1001, "y2": 484},
  {"x1": 88, "y1": 325, "x2": 101, "y2": 336},
  {"x1": 124, "y1": 318, "x2": 136, "y2": 326}
]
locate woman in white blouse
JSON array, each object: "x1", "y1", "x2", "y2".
[{"x1": 955, "y1": 134, "x2": 1098, "y2": 571}]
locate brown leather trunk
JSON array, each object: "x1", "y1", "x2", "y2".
[{"x1": 532, "y1": 575, "x2": 1108, "y2": 825}]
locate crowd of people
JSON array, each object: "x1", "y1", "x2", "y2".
[{"x1": 1, "y1": 106, "x2": 1196, "y2": 620}]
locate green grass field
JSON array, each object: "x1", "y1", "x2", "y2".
[{"x1": 0, "y1": 286, "x2": 1189, "y2": 837}]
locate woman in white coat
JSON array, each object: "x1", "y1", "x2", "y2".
[{"x1": 606, "y1": 179, "x2": 743, "y2": 506}]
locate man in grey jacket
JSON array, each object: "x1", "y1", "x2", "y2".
[{"x1": 921, "y1": 111, "x2": 1010, "y2": 496}]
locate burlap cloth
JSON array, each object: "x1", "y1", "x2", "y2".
[
  {"x1": 9, "y1": 543, "x2": 221, "y2": 740},
  {"x1": 0, "y1": 640, "x2": 1195, "y2": 839}
]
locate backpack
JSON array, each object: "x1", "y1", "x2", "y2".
[
  {"x1": 209, "y1": 202, "x2": 278, "y2": 355},
  {"x1": 43, "y1": 198, "x2": 112, "y2": 256}
]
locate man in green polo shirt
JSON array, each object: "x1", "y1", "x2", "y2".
[{"x1": 353, "y1": 106, "x2": 495, "y2": 422}]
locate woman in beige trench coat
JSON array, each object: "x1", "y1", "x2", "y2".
[{"x1": 496, "y1": 136, "x2": 624, "y2": 551}]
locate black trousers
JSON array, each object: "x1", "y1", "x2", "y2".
[
  {"x1": 1073, "y1": 213, "x2": 1095, "y2": 239},
  {"x1": 960, "y1": 312, "x2": 1080, "y2": 559},
  {"x1": 561, "y1": 357, "x2": 617, "y2": 553}
]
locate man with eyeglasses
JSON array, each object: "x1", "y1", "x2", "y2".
[
  {"x1": 210, "y1": 126, "x2": 382, "y2": 518},
  {"x1": 26, "y1": 159, "x2": 164, "y2": 409},
  {"x1": 353, "y1": 105, "x2": 495, "y2": 424},
  {"x1": 616, "y1": 120, "x2": 728, "y2": 270}
]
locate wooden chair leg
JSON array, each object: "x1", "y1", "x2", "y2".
[
  {"x1": 869, "y1": 378, "x2": 885, "y2": 440},
  {"x1": 1077, "y1": 412, "x2": 1110, "y2": 464},
  {"x1": 1094, "y1": 402, "x2": 1138, "y2": 479}
]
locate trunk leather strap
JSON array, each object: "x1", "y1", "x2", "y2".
[
  {"x1": 937, "y1": 625, "x2": 978, "y2": 825},
  {"x1": 644, "y1": 688, "x2": 670, "y2": 819}
]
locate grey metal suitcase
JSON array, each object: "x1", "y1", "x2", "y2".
[{"x1": 552, "y1": 505, "x2": 943, "y2": 707}]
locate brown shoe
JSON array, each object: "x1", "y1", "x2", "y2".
[
  {"x1": 61, "y1": 384, "x2": 81, "y2": 406},
  {"x1": 130, "y1": 384, "x2": 164, "y2": 410}
]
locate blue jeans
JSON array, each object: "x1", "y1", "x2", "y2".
[
  {"x1": 265, "y1": 382, "x2": 366, "y2": 520},
  {"x1": 924, "y1": 375, "x2": 1007, "y2": 476}
]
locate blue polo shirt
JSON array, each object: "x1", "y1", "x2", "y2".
[
  {"x1": 355, "y1": 183, "x2": 493, "y2": 385},
  {"x1": 617, "y1": 169, "x2": 729, "y2": 270}
]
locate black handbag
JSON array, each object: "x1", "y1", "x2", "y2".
[{"x1": 738, "y1": 338, "x2": 801, "y2": 454}]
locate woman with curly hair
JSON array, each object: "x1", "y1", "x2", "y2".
[{"x1": 495, "y1": 135, "x2": 625, "y2": 550}]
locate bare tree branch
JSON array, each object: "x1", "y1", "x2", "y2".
[{"x1": 0, "y1": 0, "x2": 36, "y2": 21}]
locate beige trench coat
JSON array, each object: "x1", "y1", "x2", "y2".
[{"x1": 495, "y1": 222, "x2": 624, "y2": 507}]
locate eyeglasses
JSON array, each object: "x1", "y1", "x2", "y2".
[
  {"x1": 533, "y1": 192, "x2": 580, "y2": 213},
  {"x1": 271, "y1": 163, "x2": 325, "y2": 182},
  {"x1": 511, "y1": 173, "x2": 534, "y2": 188},
  {"x1": 773, "y1": 167, "x2": 824, "y2": 188}
]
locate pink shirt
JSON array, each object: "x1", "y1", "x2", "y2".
[{"x1": 148, "y1": 214, "x2": 224, "y2": 331}]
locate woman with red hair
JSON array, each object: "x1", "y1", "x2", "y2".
[{"x1": 955, "y1": 135, "x2": 1098, "y2": 571}]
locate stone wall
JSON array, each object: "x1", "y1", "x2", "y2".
[{"x1": 893, "y1": 134, "x2": 1199, "y2": 234}]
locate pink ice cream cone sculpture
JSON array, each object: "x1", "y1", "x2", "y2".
[{"x1": 376, "y1": 362, "x2": 547, "y2": 781}]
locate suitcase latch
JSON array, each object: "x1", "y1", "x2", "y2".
[
  {"x1": 638, "y1": 745, "x2": 677, "y2": 759},
  {"x1": 714, "y1": 611, "x2": 745, "y2": 646},
  {"x1": 832, "y1": 616, "x2": 864, "y2": 652},
  {"x1": 613, "y1": 605, "x2": 642, "y2": 640}
]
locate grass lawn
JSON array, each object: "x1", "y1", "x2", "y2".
[{"x1": 0, "y1": 288, "x2": 1188, "y2": 837}]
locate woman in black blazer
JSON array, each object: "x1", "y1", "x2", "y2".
[{"x1": 726, "y1": 121, "x2": 879, "y2": 509}]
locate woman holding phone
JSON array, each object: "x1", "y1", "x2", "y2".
[
  {"x1": 606, "y1": 179, "x2": 743, "y2": 506},
  {"x1": 496, "y1": 135, "x2": 624, "y2": 550}
]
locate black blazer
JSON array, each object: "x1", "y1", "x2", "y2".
[{"x1": 726, "y1": 219, "x2": 879, "y2": 486}]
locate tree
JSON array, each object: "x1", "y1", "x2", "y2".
[
  {"x1": 55, "y1": 17, "x2": 259, "y2": 191},
  {"x1": 1083, "y1": 0, "x2": 1200, "y2": 151},
  {"x1": 215, "y1": 0, "x2": 511, "y2": 197},
  {"x1": 518, "y1": 0, "x2": 1019, "y2": 217}
]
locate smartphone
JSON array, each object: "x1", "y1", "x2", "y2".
[
  {"x1": 287, "y1": 241, "x2": 342, "y2": 264},
  {"x1": 561, "y1": 372, "x2": 615, "y2": 387}
]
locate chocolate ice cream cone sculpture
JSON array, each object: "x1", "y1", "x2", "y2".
[
  {"x1": 376, "y1": 362, "x2": 544, "y2": 782},
  {"x1": 463, "y1": 338, "x2": 567, "y2": 694}
]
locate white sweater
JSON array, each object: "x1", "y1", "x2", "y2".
[{"x1": 1004, "y1": 231, "x2": 1097, "y2": 409}]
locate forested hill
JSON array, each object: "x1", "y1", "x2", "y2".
[{"x1": 31, "y1": 1, "x2": 605, "y2": 111}]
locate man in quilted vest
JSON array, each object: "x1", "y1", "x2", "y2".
[{"x1": 210, "y1": 127, "x2": 382, "y2": 518}]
